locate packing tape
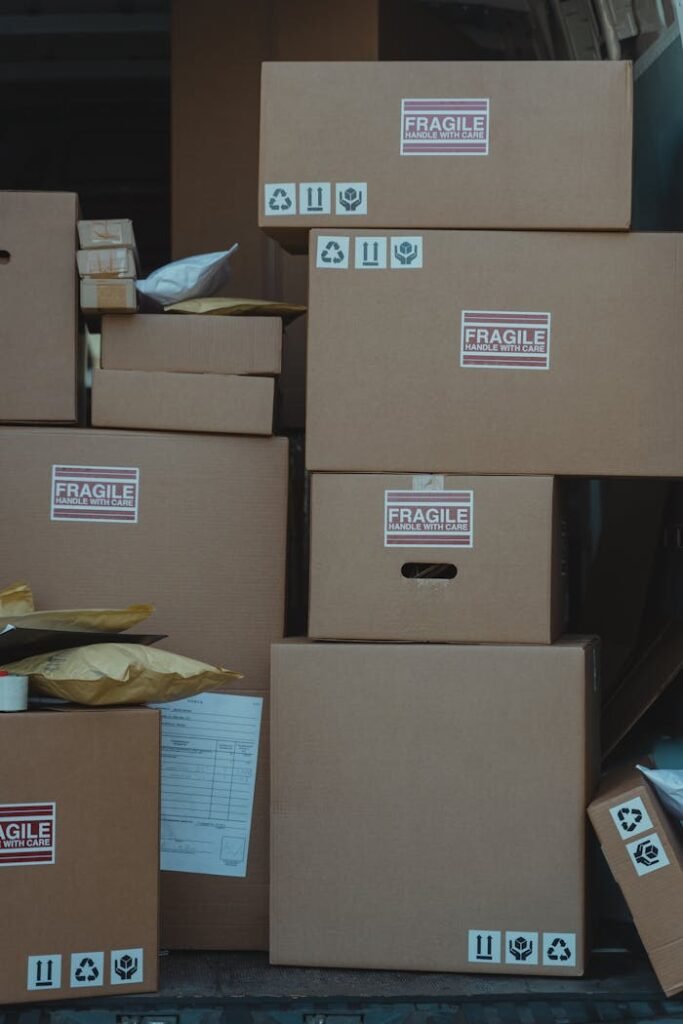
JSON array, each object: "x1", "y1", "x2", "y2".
[
  {"x1": 0, "y1": 673, "x2": 28, "y2": 712},
  {"x1": 412, "y1": 474, "x2": 445, "y2": 491}
]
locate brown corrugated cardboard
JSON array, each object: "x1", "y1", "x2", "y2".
[
  {"x1": 77, "y1": 248, "x2": 137, "y2": 279},
  {"x1": 588, "y1": 767, "x2": 683, "y2": 996},
  {"x1": 0, "y1": 191, "x2": 79, "y2": 424},
  {"x1": 309, "y1": 474, "x2": 562, "y2": 644},
  {"x1": 307, "y1": 230, "x2": 683, "y2": 477},
  {"x1": 259, "y1": 61, "x2": 632, "y2": 248},
  {"x1": 0, "y1": 707, "x2": 159, "y2": 1004},
  {"x1": 92, "y1": 369, "x2": 274, "y2": 436},
  {"x1": 271, "y1": 638, "x2": 599, "y2": 974},
  {"x1": 78, "y1": 218, "x2": 136, "y2": 249},
  {"x1": 81, "y1": 278, "x2": 137, "y2": 314},
  {"x1": 101, "y1": 314, "x2": 282, "y2": 376}
]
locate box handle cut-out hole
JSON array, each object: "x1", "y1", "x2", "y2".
[
  {"x1": 401, "y1": 563, "x2": 457, "y2": 580},
  {"x1": 0, "y1": 251, "x2": 10, "y2": 264}
]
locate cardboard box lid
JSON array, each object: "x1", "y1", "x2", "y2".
[
  {"x1": 306, "y1": 230, "x2": 683, "y2": 477},
  {"x1": 589, "y1": 767, "x2": 683, "y2": 996},
  {"x1": 0, "y1": 706, "x2": 159, "y2": 1003},
  {"x1": 271, "y1": 638, "x2": 599, "y2": 974},
  {"x1": 309, "y1": 473, "x2": 561, "y2": 643},
  {"x1": 259, "y1": 61, "x2": 632, "y2": 244},
  {"x1": 101, "y1": 314, "x2": 282, "y2": 376}
]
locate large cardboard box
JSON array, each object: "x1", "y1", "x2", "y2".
[
  {"x1": 271, "y1": 638, "x2": 599, "y2": 974},
  {"x1": 92, "y1": 369, "x2": 274, "y2": 436},
  {"x1": 0, "y1": 191, "x2": 80, "y2": 423},
  {"x1": 0, "y1": 707, "x2": 160, "y2": 1004},
  {"x1": 259, "y1": 61, "x2": 632, "y2": 250},
  {"x1": 101, "y1": 314, "x2": 282, "y2": 375},
  {"x1": 588, "y1": 767, "x2": 683, "y2": 996},
  {"x1": 309, "y1": 473, "x2": 563, "y2": 644},
  {"x1": 307, "y1": 230, "x2": 683, "y2": 477}
]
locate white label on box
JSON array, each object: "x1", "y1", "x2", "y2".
[
  {"x1": 505, "y1": 931, "x2": 539, "y2": 965},
  {"x1": 401, "y1": 98, "x2": 490, "y2": 156},
  {"x1": 390, "y1": 236, "x2": 423, "y2": 269},
  {"x1": 385, "y1": 489, "x2": 473, "y2": 548},
  {"x1": 70, "y1": 952, "x2": 104, "y2": 988},
  {"x1": 51, "y1": 465, "x2": 139, "y2": 524},
  {"x1": 316, "y1": 236, "x2": 350, "y2": 269},
  {"x1": 354, "y1": 236, "x2": 387, "y2": 269},
  {"x1": 626, "y1": 832, "x2": 670, "y2": 876},
  {"x1": 264, "y1": 183, "x2": 297, "y2": 215},
  {"x1": 461, "y1": 310, "x2": 551, "y2": 370},
  {"x1": 542, "y1": 932, "x2": 577, "y2": 967},
  {"x1": 27, "y1": 954, "x2": 62, "y2": 992},
  {"x1": 111, "y1": 948, "x2": 144, "y2": 985},
  {"x1": 467, "y1": 930, "x2": 501, "y2": 964},
  {"x1": 299, "y1": 182, "x2": 331, "y2": 215},
  {"x1": 609, "y1": 796, "x2": 653, "y2": 839},
  {"x1": 0, "y1": 802, "x2": 55, "y2": 867},
  {"x1": 335, "y1": 183, "x2": 368, "y2": 215}
]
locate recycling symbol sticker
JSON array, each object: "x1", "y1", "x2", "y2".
[
  {"x1": 627, "y1": 832, "x2": 670, "y2": 876},
  {"x1": 504, "y1": 931, "x2": 538, "y2": 965},
  {"x1": 315, "y1": 235, "x2": 349, "y2": 269},
  {"x1": 542, "y1": 932, "x2": 577, "y2": 967},
  {"x1": 609, "y1": 796, "x2": 652, "y2": 838},
  {"x1": 70, "y1": 951, "x2": 104, "y2": 988},
  {"x1": 264, "y1": 183, "x2": 296, "y2": 216},
  {"x1": 111, "y1": 947, "x2": 144, "y2": 985}
]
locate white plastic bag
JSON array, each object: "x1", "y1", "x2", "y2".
[
  {"x1": 638, "y1": 764, "x2": 683, "y2": 820},
  {"x1": 136, "y1": 245, "x2": 239, "y2": 306}
]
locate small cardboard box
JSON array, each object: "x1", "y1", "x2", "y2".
[
  {"x1": 101, "y1": 314, "x2": 282, "y2": 376},
  {"x1": 77, "y1": 248, "x2": 137, "y2": 279},
  {"x1": 307, "y1": 230, "x2": 683, "y2": 477},
  {"x1": 0, "y1": 191, "x2": 79, "y2": 423},
  {"x1": 92, "y1": 368, "x2": 274, "y2": 436},
  {"x1": 588, "y1": 767, "x2": 683, "y2": 996},
  {"x1": 81, "y1": 278, "x2": 137, "y2": 314},
  {"x1": 271, "y1": 638, "x2": 599, "y2": 974},
  {"x1": 259, "y1": 61, "x2": 632, "y2": 249},
  {"x1": 309, "y1": 473, "x2": 562, "y2": 644},
  {"x1": 78, "y1": 218, "x2": 136, "y2": 249},
  {"x1": 0, "y1": 707, "x2": 160, "y2": 1004}
]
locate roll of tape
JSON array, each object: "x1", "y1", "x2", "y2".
[{"x1": 0, "y1": 673, "x2": 28, "y2": 712}]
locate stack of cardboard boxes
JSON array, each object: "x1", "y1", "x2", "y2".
[
  {"x1": 78, "y1": 218, "x2": 138, "y2": 315},
  {"x1": 260, "y1": 60, "x2": 639, "y2": 975}
]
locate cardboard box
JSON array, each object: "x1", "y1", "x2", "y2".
[
  {"x1": 81, "y1": 278, "x2": 137, "y2": 314},
  {"x1": 271, "y1": 638, "x2": 599, "y2": 974},
  {"x1": 259, "y1": 61, "x2": 632, "y2": 249},
  {"x1": 307, "y1": 229, "x2": 683, "y2": 477},
  {"x1": 92, "y1": 369, "x2": 274, "y2": 436},
  {"x1": 588, "y1": 767, "x2": 683, "y2": 996},
  {"x1": 101, "y1": 314, "x2": 282, "y2": 376},
  {"x1": 78, "y1": 218, "x2": 136, "y2": 249},
  {"x1": 0, "y1": 707, "x2": 160, "y2": 1004},
  {"x1": 309, "y1": 473, "x2": 562, "y2": 644},
  {"x1": 77, "y1": 248, "x2": 137, "y2": 279},
  {"x1": 0, "y1": 191, "x2": 79, "y2": 424}
]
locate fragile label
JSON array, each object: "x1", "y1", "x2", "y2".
[
  {"x1": 461, "y1": 310, "x2": 551, "y2": 370},
  {"x1": 385, "y1": 490, "x2": 473, "y2": 548},
  {"x1": 51, "y1": 465, "x2": 140, "y2": 523},
  {"x1": 401, "y1": 98, "x2": 489, "y2": 155},
  {"x1": 0, "y1": 802, "x2": 55, "y2": 867}
]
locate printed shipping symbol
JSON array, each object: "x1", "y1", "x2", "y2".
[
  {"x1": 268, "y1": 188, "x2": 292, "y2": 212},
  {"x1": 393, "y1": 240, "x2": 418, "y2": 265},
  {"x1": 508, "y1": 936, "x2": 534, "y2": 962},
  {"x1": 320, "y1": 241, "x2": 345, "y2": 265},
  {"x1": 475, "y1": 934, "x2": 495, "y2": 960},
  {"x1": 618, "y1": 806, "x2": 643, "y2": 833},
  {"x1": 114, "y1": 953, "x2": 139, "y2": 981},
  {"x1": 75, "y1": 957, "x2": 99, "y2": 983},
  {"x1": 634, "y1": 839, "x2": 661, "y2": 867},
  {"x1": 338, "y1": 186, "x2": 363, "y2": 211},
  {"x1": 546, "y1": 938, "x2": 572, "y2": 962},
  {"x1": 34, "y1": 959, "x2": 56, "y2": 988}
]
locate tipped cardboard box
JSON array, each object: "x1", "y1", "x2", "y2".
[
  {"x1": 77, "y1": 248, "x2": 137, "y2": 279},
  {"x1": 81, "y1": 279, "x2": 137, "y2": 314},
  {"x1": 589, "y1": 767, "x2": 683, "y2": 996},
  {"x1": 271, "y1": 638, "x2": 599, "y2": 974},
  {"x1": 78, "y1": 218, "x2": 136, "y2": 250},
  {"x1": 0, "y1": 191, "x2": 79, "y2": 424},
  {"x1": 259, "y1": 61, "x2": 632, "y2": 250},
  {"x1": 309, "y1": 473, "x2": 563, "y2": 644},
  {"x1": 92, "y1": 369, "x2": 274, "y2": 436},
  {"x1": 101, "y1": 314, "x2": 282, "y2": 376},
  {"x1": 0, "y1": 707, "x2": 160, "y2": 1004},
  {"x1": 307, "y1": 230, "x2": 683, "y2": 477}
]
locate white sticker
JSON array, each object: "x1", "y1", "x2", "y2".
[
  {"x1": 70, "y1": 952, "x2": 104, "y2": 988},
  {"x1": 385, "y1": 489, "x2": 473, "y2": 548},
  {"x1": 51, "y1": 465, "x2": 139, "y2": 524},
  {"x1": 542, "y1": 932, "x2": 577, "y2": 967},
  {"x1": 264, "y1": 183, "x2": 296, "y2": 215},
  {"x1": 315, "y1": 235, "x2": 350, "y2": 269},
  {"x1": 467, "y1": 930, "x2": 501, "y2": 964},
  {"x1": 461, "y1": 311, "x2": 551, "y2": 370},
  {"x1": 505, "y1": 931, "x2": 539, "y2": 965},
  {"x1": 354, "y1": 236, "x2": 387, "y2": 269},
  {"x1": 412, "y1": 474, "x2": 445, "y2": 491},
  {"x1": 27, "y1": 954, "x2": 62, "y2": 992},
  {"x1": 335, "y1": 183, "x2": 367, "y2": 215},
  {"x1": 609, "y1": 796, "x2": 653, "y2": 839},
  {"x1": 299, "y1": 182, "x2": 331, "y2": 215},
  {"x1": 401, "y1": 98, "x2": 490, "y2": 156},
  {"x1": 0, "y1": 802, "x2": 56, "y2": 867},
  {"x1": 111, "y1": 948, "x2": 144, "y2": 985},
  {"x1": 626, "y1": 832, "x2": 670, "y2": 876},
  {"x1": 390, "y1": 236, "x2": 423, "y2": 269}
]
